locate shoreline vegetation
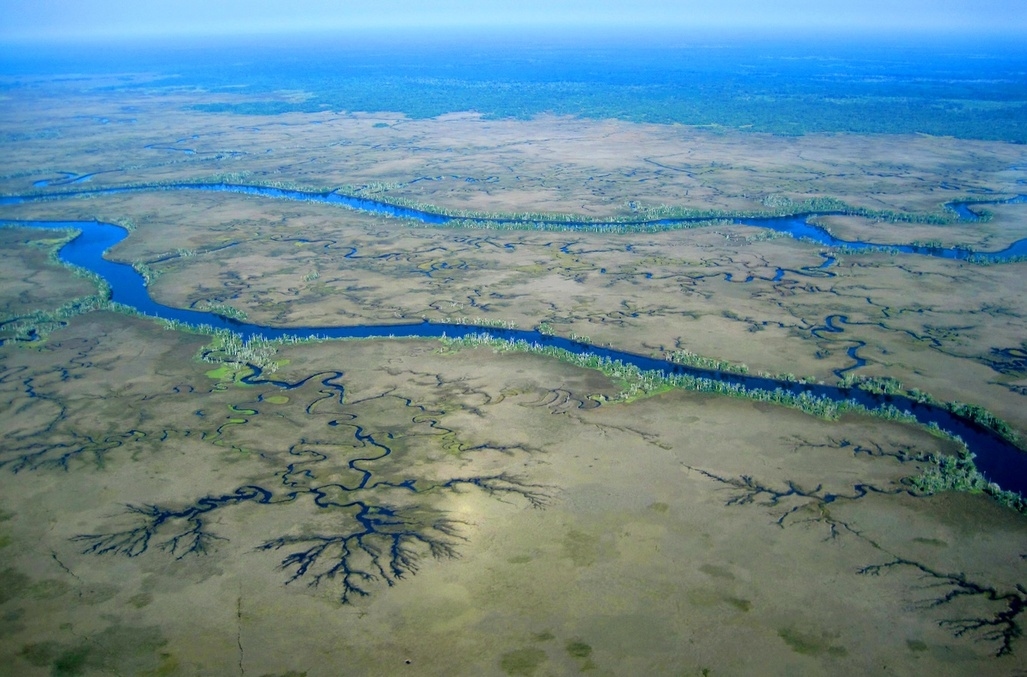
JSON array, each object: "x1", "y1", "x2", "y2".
[
  {"x1": 436, "y1": 332, "x2": 1026, "y2": 514},
  {"x1": 153, "y1": 315, "x2": 1027, "y2": 515},
  {"x1": 6, "y1": 182, "x2": 1027, "y2": 270},
  {"x1": 4, "y1": 177, "x2": 1009, "y2": 227},
  {"x1": 7, "y1": 282, "x2": 1024, "y2": 516},
  {"x1": 1, "y1": 187, "x2": 1025, "y2": 513},
  {"x1": 2, "y1": 182, "x2": 1027, "y2": 511}
]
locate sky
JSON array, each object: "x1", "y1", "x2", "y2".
[{"x1": 1, "y1": 0, "x2": 1024, "y2": 42}]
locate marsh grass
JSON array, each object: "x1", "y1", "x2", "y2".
[{"x1": 440, "y1": 332, "x2": 1026, "y2": 511}]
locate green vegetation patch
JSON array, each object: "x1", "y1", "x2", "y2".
[
  {"x1": 906, "y1": 449, "x2": 1025, "y2": 512},
  {"x1": 204, "y1": 363, "x2": 250, "y2": 383},
  {"x1": 0, "y1": 567, "x2": 30, "y2": 605},
  {"x1": 778, "y1": 627, "x2": 848, "y2": 657},
  {"x1": 28, "y1": 579, "x2": 71, "y2": 600},
  {"x1": 20, "y1": 641, "x2": 62, "y2": 667},
  {"x1": 52, "y1": 645, "x2": 92, "y2": 676},
  {"x1": 725, "y1": 597, "x2": 752, "y2": 612},
  {"x1": 129, "y1": 592, "x2": 153, "y2": 608},
  {"x1": 18, "y1": 624, "x2": 168, "y2": 676},
  {"x1": 500, "y1": 647, "x2": 548, "y2": 676}
]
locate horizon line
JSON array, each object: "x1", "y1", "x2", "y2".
[{"x1": 4, "y1": 22, "x2": 1027, "y2": 46}]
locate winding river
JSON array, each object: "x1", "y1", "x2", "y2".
[
  {"x1": 1, "y1": 183, "x2": 1026, "y2": 495},
  {"x1": 3, "y1": 183, "x2": 1027, "y2": 261}
]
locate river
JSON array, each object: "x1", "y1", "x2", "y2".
[{"x1": 1, "y1": 184, "x2": 1025, "y2": 494}]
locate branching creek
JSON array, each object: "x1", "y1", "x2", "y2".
[{"x1": 1, "y1": 183, "x2": 1026, "y2": 495}]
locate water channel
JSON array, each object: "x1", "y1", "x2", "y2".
[{"x1": 1, "y1": 183, "x2": 1025, "y2": 494}]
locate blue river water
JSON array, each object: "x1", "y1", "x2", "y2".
[
  {"x1": 1, "y1": 184, "x2": 1026, "y2": 495},
  {"x1": 2, "y1": 183, "x2": 1027, "y2": 262}
]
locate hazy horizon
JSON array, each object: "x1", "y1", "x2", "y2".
[{"x1": 2, "y1": 0, "x2": 1025, "y2": 43}]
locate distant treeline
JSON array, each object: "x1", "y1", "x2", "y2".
[
  {"x1": 10, "y1": 37, "x2": 1020, "y2": 140},
  {"x1": 190, "y1": 82, "x2": 1027, "y2": 142},
  {"x1": 174, "y1": 41, "x2": 1027, "y2": 142}
]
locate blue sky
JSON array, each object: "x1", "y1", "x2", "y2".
[{"x1": 1, "y1": 0, "x2": 1024, "y2": 42}]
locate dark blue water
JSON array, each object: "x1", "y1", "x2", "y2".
[
  {"x1": 945, "y1": 195, "x2": 1027, "y2": 222},
  {"x1": 3, "y1": 184, "x2": 1027, "y2": 262},
  {"x1": 2, "y1": 212, "x2": 1025, "y2": 496}
]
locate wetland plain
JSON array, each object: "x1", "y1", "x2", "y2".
[{"x1": 1, "y1": 43, "x2": 1027, "y2": 675}]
